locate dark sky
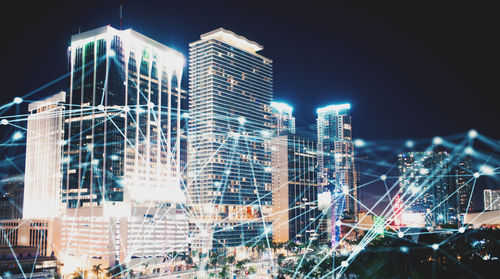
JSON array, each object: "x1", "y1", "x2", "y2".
[
  {"x1": 1, "y1": 0, "x2": 498, "y2": 140},
  {"x1": 0, "y1": 1, "x2": 497, "y2": 211}
]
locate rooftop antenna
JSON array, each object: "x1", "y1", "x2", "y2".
[{"x1": 119, "y1": 0, "x2": 123, "y2": 29}]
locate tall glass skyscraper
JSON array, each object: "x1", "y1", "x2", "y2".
[
  {"x1": 63, "y1": 26, "x2": 187, "y2": 208},
  {"x1": 398, "y1": 151, "x2": 452, "y2": 226},
  {"x1": 316, "y1": 104, "x2": 357, "y2": 245},
  {"x1": 188, "y1": 28, "x2": 273, "y2": 249},
  {"x1": 270, "y1": 101, "x2": 295, "y2": 136}
]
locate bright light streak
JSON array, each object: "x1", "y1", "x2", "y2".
[
  {"x1": 12, "y1": 131, "x2": 24, "y2": 141},
  {"x1": 479, "y1": 165, "x2": 494, "y2": 175}
]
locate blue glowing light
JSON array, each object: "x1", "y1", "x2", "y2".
[{"x1": 316, "y1": 103, "x2": 351, "y2": 114}]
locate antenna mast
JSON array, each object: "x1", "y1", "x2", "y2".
[{"x1": 119, "y1": 0, "x2": 123, "y2": 29}]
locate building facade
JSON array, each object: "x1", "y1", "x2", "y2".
[
  {"x1": 23, "y1": 92, "x2": 65, "y2": 219},
  {"x1": 316, "y1": 104, "x2": 357, "y2": 245},
  {"x1": 270, "y1": 101, "x2": 295, "y2": 136},
  {"x1": 63, "y1": 26, "x2": 186, "y2": 208},
  {"x1": 271, "y1": 135, "x2": 320, "y2": 243},
  {"x1": 188, "y1": 28, "x2": 273, "y2": 249},
  {"x1": 398, "y1": 151, "x2": 453, "y2": 226},
  {"x1": 0, "y1": 175, "x2": 23, "y2": 220}
]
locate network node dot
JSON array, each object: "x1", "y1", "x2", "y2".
[
  {"x1": 380, "y1": 175, "x2": 387, "y2": 181},
  {"x1": 432, "y1": 244, "x2": 439, "y2": 250},
  {"x1": 398, "y1": 231, "x2": 404, "y2": 238},
  {"x1": 473, "y1": 172, "x2": 480, "y2": 178},
  {"x1": 1, "y1": 119, "x2": 8, "y2": 125},
  {"x1": 433, "y1": 137, "x2": 443, "y2": 145},
  {"x1": 468, "y1": 129, "x2": 478, "y2": 139},
  {"x1": 405, "y1": 140, "x2": 414, "y2": 148},
  {"x1": 97, "y1": 104, "x2": 105, "y2": 111},
  {"x1": 458, "y1": 227, "x2": 465, "y2": 233},
  {"x1": 464, "y1": 146, "x2": 474, "y2": 155},
  {"x1": 13, "y1": 97, "x2": 23, "y2": 104},
  {"x1": 341, "y1": 261, "x2": 349, "y2": 267}
]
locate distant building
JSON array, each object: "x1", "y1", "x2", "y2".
[
  {"x1": 0, "y1": 175, "x2": 23, "y2": 220},
  {"x1": 188, "y1": 28, "x2": 273, "y2": 249},
  {"x1": 484, "y1": 189, "x2": 500, "y2": 211},
  {"x1": 270, "y1": 101, "x2": 295, "y2": 136},
  {"x1": 271, "y1": 135, "x2": 320, "y2": 243},
  {"x1": 24, "y1": 91, "x2": 65, "y2": 219},
  {"x1": 316, "y1": 103, "x2": 357, "y2": 245},
  {"x1": 454, "y1": 156, "x2": 474, "y2": 213}
]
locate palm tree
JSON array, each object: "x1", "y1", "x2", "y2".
[
  {"x1": 92, "y1": 264, "x2": 102, "y2": 278},
  {"x1": 71, "y1": 270, "x2": 84, "y2": 279}
]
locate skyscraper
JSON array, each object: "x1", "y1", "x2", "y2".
[
  {"x1": 271, "y1": 134, "x2": 320, "y2": 243},
  {"x1": 57, "y1": 26, "x2": 189, "y2": 271},
  {"x1": 398, "y1": 151, "x2": 453, "y2": 226},
  {"x1": 316, "y1": 104, "x2": 357, "y2": 245},
  {"x1": 188, "y1": 28, "x2": 273, "y2": 249},
  {"x1": 63, "y1": 26, "x2": 186, "y2": 208},
  {"x1": 454, "y1": 155, "x2": 474, "y2": 214},
  {"x1": 24, "y1": 91, "x2": 65, "y2": 219},
  {"x1": 270, "y1": 101, "x2": 295, "y2": 136}
]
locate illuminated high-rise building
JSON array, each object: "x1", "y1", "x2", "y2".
[
  {"x1": 23, "y1": 91, "x2": 65, "y2": 219},
  {"x1": 316, "y1": 104, "x2": 357, "y2": 245},
  {"x1": 270, "y1": 101, "x2": 295, "y2": 136},
  {"x1": 271, "y1": 134, "x2": 320, "y2": 243},
  {"x1": 57, "y1": 26, "x2": 188, "y2": 271},
  {"x1": 63, "y1": 26, "x2": 187, "y2": 208},
  {"x1": 188, "y1": 28, "x2": 273, "y2": 249},
  {"x1": 454, "y1": 155, "x2": 473, "y2": 214},
  {"x1": 398, "y1": 151, "x2": 453, "y2": 226}
]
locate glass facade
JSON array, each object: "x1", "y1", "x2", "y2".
[
  {"x1": 271, "y1": 135, "x2": 320, "y2": 243},
  {"x1": 63, "y1": 26, "x2": 187, "y2": 208},
  {"x1": 188, "y1": 28, "x2": 273, "y2": 249}
]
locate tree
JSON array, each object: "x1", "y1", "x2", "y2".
[
  {"x1": 71, "y1": 270, "x2": 83, "y2": 279},
  {"x1": 92, "y1": 264, "x2": 102, "y2": 278},
  {"x1": 248, "y1": 266, "x2": 256, "y2": 274}
]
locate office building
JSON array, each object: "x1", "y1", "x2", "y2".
[
  {"x1": 270, "y1": 101, "x2": 295, "y2": 136},
  {"x1": 454, "y1": 156, "x2": 474, "y2": 213},
  {"x1": 23, "y1": 92, "x2": 65, "y2": 219},
  {"x1": 271, "y1": 134, "x2": 320, "y2": 243},
  {"x1": 398, "y1": 151, "x2": 453, "y2": 226},
  {"x1": 63, "y1": 25, "x2": 186, "y2": 208},
  {"x1": 0, "y1": 175, "x2": 23, "y2": 220},
  {"x1": 188, "y1": 28, "x2": 273, "y2": 249},
  {"x1": 484, "y1": 189, "x2": 500, "y2": 211},
  {"x1": 316, "y1": 104, "x2": 357, "y2": 245}
]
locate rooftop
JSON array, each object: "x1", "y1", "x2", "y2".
[
  {"x1": 199, "y1": 28, "x2": 263, "y2": 53},
  {"x1": 317, "y1": 103, "x2": 351, "y2": 114}
]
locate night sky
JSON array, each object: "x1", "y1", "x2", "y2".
[{"x1": 1, "y1": 1, "x2": 497, "y2": 210}]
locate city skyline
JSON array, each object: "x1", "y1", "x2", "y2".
[{"x1": 0, "y1": 2, "x2": 498, "y2": 278}]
